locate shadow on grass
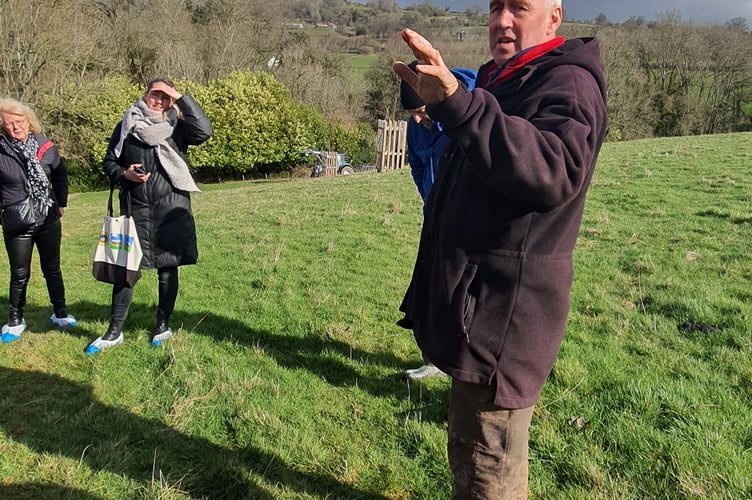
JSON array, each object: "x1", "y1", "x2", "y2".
[
  {"x1": 175, "y1": 307, "x2": 451, "y2": 424},
  {"x1": 0, "y1": 483, "x2": 104, "y2": 500},
  {"x1": 62, "y1": 297, "x2": 447, "y2": 405},
  {"x1": 2, "y1": 296, "x2": 449, "y2": 423},
  {"x1": 696, "y1": 209, "x2": 752, "y2": 225},
  {"x1": 0, "y1": 366, "x2": 390, "y2": 499}
]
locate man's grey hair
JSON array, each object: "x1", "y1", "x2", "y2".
[{"x1": 546, "y1": 0, "x2": 562, "y2": 8}]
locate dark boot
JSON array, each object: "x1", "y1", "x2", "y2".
[
  {"x1": 154, "y1": 310, "x2": 170, "y2": 335},
  {"x1": 7, "y1": 306, "x2": 23, "y2": 327},
  {"x1": 151, "y1": 310, "x2": 173, "y2": 347},
  {"x1": 2, "y1": 306, "x2": 26, "y2": 342},
  {"x1": 102, "y1": 319, "x2": 124, "y2": 342},
  {"x1": 85, "y1": 320, "x2": 124, "y2": 355}
]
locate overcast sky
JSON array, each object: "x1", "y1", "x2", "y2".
[
  {"x1": 560, "y1": 0, "x2": 752, "y2": 25},
  {"x1": 429, "y1": 0, "x2": 752, "y2": 25}
]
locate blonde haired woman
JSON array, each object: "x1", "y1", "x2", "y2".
[{"x1": 0, "y1": 98, "x2": 77, "y2": 343}]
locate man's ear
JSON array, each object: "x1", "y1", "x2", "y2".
[{"x1": 548, "y1": 6, "x2": 563, "y2": 35}]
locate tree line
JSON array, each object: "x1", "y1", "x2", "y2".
[
  {"x1": 1, "y1": 0, "x2": 750, "y2": 188},
  {"x1": 596, "y1": 11, "x2": 752, "y2": 140}
]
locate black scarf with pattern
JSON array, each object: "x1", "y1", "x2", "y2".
[{"x1": 8, "y1": 135, "x2": 52, "y2": 218}]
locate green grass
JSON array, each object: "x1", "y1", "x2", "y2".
[
  {"x1": 348, "y1": 54, "x2": 380, "y2": 77},
  {"x1": 1, "y1": 133, "x2": 751, "y2": 498}
]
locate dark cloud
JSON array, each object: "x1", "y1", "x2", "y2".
[{"x1": 425, "y1": 0, "x2": 752, "y2": 25}]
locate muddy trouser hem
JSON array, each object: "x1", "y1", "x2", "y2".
[{"x1": 447, "y1": 378, "x2": 535, "y2": 500}]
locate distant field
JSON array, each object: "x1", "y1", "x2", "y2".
[
  {"x1": 348, "y1": 53, "x2": 380, "y2": 76},
  {"x1": 0, "y1": 133, "x2": 750, "y2": 498}
]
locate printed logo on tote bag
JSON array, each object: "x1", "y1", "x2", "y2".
[{"x1": 92, "y1": 187, "x2": 143, "y2": 287}]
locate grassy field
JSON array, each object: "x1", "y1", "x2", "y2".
[
  {"x1": 348, "y1": 54, "x2": 380, "y2": 77},
  {"x1": 1, "y1": 133, "x2": 751, "y2": 499}
]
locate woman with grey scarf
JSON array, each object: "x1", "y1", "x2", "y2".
[
  {"x1": 86, "y1": 78, "x2": 213, "y2": 355},
  {"x1": 0, "y1": 98, "x2": 77, "y2": 343}
]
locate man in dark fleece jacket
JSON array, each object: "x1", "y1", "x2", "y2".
[{"x1": 393, "y1": 0, "x2": 607, "y2": 497}]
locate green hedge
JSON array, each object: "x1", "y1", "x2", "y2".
[{"x1": 40, "y1": 71, "x2": 376, "y2": 191}]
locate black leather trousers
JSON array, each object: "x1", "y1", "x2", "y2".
[{"x1": 3, "y1": 215, "x2": 67, "y2": 321}]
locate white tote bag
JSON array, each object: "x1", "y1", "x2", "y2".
[{"x1": 92, "y1": 186, "x2": 143, "y2": 287}]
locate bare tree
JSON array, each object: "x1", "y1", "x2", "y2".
[
  {"x1": 689, "y1": 27, "x2": 752, "y2": 134},
  {"x1": 599, "y1": 26, "x2": 657, "y2": 140},
  {"x1": 724, "y1": 17, "x2": 749, "y2": 32},
  {"x1": 0, "y1": 0, "x2": 59, "y2": 99},
  {"x1": 621, "y1": 16, "x2": 647, "y2": 29},
  {"x1": 464, "y1": 5, "x2": 486, "y2": 26},
  {"x1": 274, "y1": 36, "x2": 364, "y2": 126}
]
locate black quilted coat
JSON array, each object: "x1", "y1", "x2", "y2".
[
  {"x1": 0, "y1": 132, "x2": 68, "y2": 217},
  {"x1": 103, "y1": 95, "x2": 212, "y2": 269}
]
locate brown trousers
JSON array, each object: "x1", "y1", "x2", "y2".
[{"x1": 447, "y1": 379, "x2": 535, "y2": 500}]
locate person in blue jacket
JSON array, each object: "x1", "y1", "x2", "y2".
[
  {"x1": 400, "y1": 61, "x2": 476, "y2": 380},
  {"x1": 402, "y1": 61, "x2": 477, "y2": 207}
]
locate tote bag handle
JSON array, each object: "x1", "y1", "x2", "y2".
[{"x1": 107, "y1": 181, "x2": 133, "y2": 217}]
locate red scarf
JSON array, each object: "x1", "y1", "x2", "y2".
[{"x1": 478, "y1": 36, "x2": 565, "y2": 90}]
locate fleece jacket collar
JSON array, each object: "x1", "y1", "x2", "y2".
[{"x1": 478, "y1": 36, "x2": 565, "y2": 91}]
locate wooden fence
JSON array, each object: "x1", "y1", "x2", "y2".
[
  {"x1": 376, "y1": 119, "x2": 407, "y2": 172},
  {"x1": 320, "y1": 151, "x2": 339, "y2": 177}
]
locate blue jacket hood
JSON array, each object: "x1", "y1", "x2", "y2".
[{"x1": 450, "y1": 67, "x2": 477, "y2": 93}]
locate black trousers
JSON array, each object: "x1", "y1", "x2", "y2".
[
  {"x1": 3, "y1": 215, "x2": 66, "y2": 319},
  {"x1": 109, "y1": 266, "x2": 179, "y2": 330}
]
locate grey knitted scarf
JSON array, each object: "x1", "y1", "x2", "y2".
[{"x1": 113, "y1": 98, "x2": 200, "y2": 192}]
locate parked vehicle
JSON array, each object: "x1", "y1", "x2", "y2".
[{"x1": 303, "y1": 149, "x2": 354, "y2": 177}]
